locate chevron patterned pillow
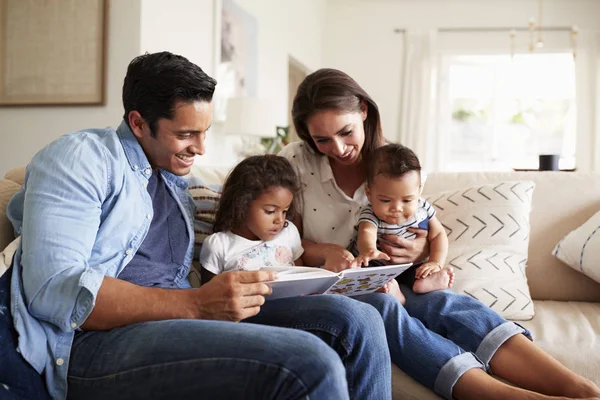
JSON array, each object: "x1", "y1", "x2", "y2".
[
  {"x1": 425, "y1": 181, "x2": 536, "y2": 320},
  {"x1": 553, "y1": 210, "x2": 600, "y2": 284}
]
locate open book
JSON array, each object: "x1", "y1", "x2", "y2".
[{"x1": 262, "y1": 264, "x2": 412, "y2": 300}]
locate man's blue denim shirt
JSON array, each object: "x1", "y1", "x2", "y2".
[{"x1": 7, "y1": 121, "x2": 196, "y2": 399}]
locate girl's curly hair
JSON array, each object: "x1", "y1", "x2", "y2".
[{"x1": 213, "y1": 155, "x2": 301, "y2": 233}]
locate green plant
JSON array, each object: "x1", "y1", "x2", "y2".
[
  {"x1": 452, "y1": 108, "x2": 474, "y2": 122},
  {"x1": 261, "y1": 125, "x2": 290, "y2": 154}
]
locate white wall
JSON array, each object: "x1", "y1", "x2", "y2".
[
  {"x1": 238, "y1": 0, "x2": 326, "y2": 125},
  {"x1": 140, "y1": 0, "x2": 327, "y2": 167},
  {"x1": 140, "y1": 0, "x2": 216, "y2": 75},
  {"x1": 0, "y1": 0, "x2": 142, "y2": 177},
  {"x1": 323, "y1": 0, "x2": 600, "y2": 170}
]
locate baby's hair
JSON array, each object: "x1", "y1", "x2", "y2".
[
  {"x1": 366, "y1": 143, "x2": 421, "y2": 185},
  {"x1": 214, "y1": 155, "x2": 300, "y2": 233}
]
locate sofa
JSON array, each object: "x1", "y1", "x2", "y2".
[{"x1": 1, "y1": 165, "x2": 600, "y2": 399}]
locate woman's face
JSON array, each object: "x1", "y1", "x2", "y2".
[{"x1": 306, "y1": 106, "x2": 366, "y2": 166}]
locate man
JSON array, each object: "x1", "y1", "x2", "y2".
[{"x1": 7, "y1": 52, "x2": 391, "y2": 399}]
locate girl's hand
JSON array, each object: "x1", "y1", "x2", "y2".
[
  {"x1": 378, "y1": 228, "x2": 429, "y2": 264},
  {"x1": 323, "y1": 245, "x2": 358, "y2": 272},
  {"x1": 415, "y1": 261, "x2": 442, "y2": 279},
  {"x1": 355, "y1": 249, "x2": 390, "y2": 267}
]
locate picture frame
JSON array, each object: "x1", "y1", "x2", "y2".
[
  {"x1": 0, "y1": 0, "x2": 108, "y2": 106},
  {"x1": 212, "y1": 0, "x2": 258, "y2": 122}
]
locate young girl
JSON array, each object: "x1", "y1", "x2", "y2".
[{"x1": 200, "y1": 155, "x2": 304, "y2": 282}]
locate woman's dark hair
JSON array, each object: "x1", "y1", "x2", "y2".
[
  {"x1": 366, "y1": 143, "x2": 421, "y2": 185},
  {"x1": 214, "y1": 155, "x2": 301, "y2": 233},
  {"x1": 122, "y1": 51, "x2": 217, "y2": 137},
  {"x1": 292, "y1": 68, "x2": 385, "y2": 162}
]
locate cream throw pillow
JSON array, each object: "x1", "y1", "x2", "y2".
[
  {"x1": 424, "y1": 181, "x2": 536, "y2": 320},
  {"x1": 552, "y1": 210, "x2": 600, "y2": 284}
]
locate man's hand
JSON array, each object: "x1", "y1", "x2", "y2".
[
  {"x1": 191, "y1": 270, "x2": 276, "y2": 322},
  {"x1": 323, "y1": 246, "x2": 358, "y2": 272},
  {"x1": 355, "y1": 249, "x2": 390, "y2": 267},
  {"x1": 378, "y1": 228, "x2": 429, "y2": 264}
]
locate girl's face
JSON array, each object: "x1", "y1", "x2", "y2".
[
  {"x1": 235, "y1": 186, "x2": 294, "y2": 241},
  {"x1": 306, "y1": 105, "x2": 367, "y2": 166}
]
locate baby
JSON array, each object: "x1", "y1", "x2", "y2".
[{"x1": 352, "y1": 143, "x2": 453, "y2": 305}]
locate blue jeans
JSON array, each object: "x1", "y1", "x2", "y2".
[
  {"x1": 356, "y1": 287, "x2": 531, "y2": 400},
  {"x1": 0, "y1": 268, "x2": 51, "y2": 400},
  {"x1": 67, "y1": 295, "x2": 391, "y2": 400}
]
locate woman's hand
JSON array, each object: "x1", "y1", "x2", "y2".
[
  {"x1": 323, "y1": 245, "x2": 358, "y2": 272},
  {"x1": 378, "y1": 228, "x2": 429, "y2": 264},
  {"x1": 355, "y1": 249, "x2": 390, "y2": 267}
]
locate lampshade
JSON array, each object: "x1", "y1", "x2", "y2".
[{"x1": 222, "y1": 97, "x2": 278, "y2": 138}]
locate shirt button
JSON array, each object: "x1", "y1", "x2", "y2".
[
  {"x1": 56, "y1": 358, "x2": 64, "y2": 366},
  {"x1": 146, "y1": 214, "x2": 152, "y2": 220},
  {"x1": 125, "y1": 249, "x2": 133, "y2": 255},
  {"x1": 133, "y1": 165, "x2": 138, "y2": 170},
  {"x1": 71, "y1": 322, "x2": 77, "y2": 329},
  {"x1": 144, "y1": 168, "x2": 151, "y2": 175}
]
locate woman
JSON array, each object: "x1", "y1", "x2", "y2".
[{"x1": 279, "y1": 68, "x2": 600, "y2": 400}]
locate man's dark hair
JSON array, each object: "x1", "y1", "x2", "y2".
[
  {"x1": 214, "y1": 155, "x2": 301, "y2": 233},
  {"x1": 122, "y1": 51, "x2": 217, "y2": 136},
  {"x1": 366, "y1": 143, "x2": 421, "y2": 184}
]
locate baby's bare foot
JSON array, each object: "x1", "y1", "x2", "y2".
[
  {"x1": 378, "y1": 279, "x2": 406, "y2": 305},
  {"x1": 447, "y1": 267, "x2": 455, "y2": 287},
  {"x1": 413, "y1": 267, "x2": 453, "y2": 294}
]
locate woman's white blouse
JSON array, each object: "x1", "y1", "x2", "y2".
[{"x1": 279, "y1": 141, "x2": 367, "y2": 248}]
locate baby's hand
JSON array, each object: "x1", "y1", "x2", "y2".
[
  {"x1": 355, "y1": 249, "x2": 390, "y2": 267},
  {"x1": 415, "y1": 261, "x2": 443, "y2": 279}
]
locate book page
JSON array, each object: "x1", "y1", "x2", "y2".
[
  {"x1": 266, "y1": 275, "x2": 340, "y2": 300},
  {"x1": 261, "y1": 266, "x2": 336, "y2": 281},
  {"x1": 324, "y1": 264, "x2": 412, "y2": 296},
  {"x1": 262, "y1": 266, "x2": 339, "y2": 300}
]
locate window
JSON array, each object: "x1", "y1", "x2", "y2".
[{"x1": 441, "y1": 53, "x2": 576, "y2": 171}]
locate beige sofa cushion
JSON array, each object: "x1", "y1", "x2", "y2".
[
  {"x1": 424, "y1": 172, "x2": 600, "y2": 302},
  {"x1": 4, "y1": 167, "x2": 26, "y2": 186},
  {"x1": 391, "y1": 300, "x2": 600, "y2": 398},
  {"x1": 520, "y1": 300, "x2": 600, "y2": 384}
]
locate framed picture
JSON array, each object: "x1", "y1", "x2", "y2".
[
  {"x1": 212, "y1": 0, "x2": 258, "y2": 121},
  {"x1": 0, "y1": 0, "x2": 108, "y2": 106}
]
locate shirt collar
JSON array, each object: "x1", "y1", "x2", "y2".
[
  {"x1": 115, "y1": 120, "x2": 188, "y2": 189},
  {"x1": 116, "y1": 120, "x2": 152, "y2": 174}
]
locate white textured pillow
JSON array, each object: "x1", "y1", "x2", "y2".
[
  {"x1": 552, "y1": 210, "x2": 600, "y2": 284},
  {"x1": 425, "y1": 181, "x2": 536, "y2": 320}
]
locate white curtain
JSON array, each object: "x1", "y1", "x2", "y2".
[
  {"x1": 574, "y1": 30, "x2": 600, "y2": 172},
  {"x1": 396, "y1": 30, "x2": 439, "y2": 171}
]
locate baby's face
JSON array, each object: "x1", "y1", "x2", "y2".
[{"x1": 366, "y1": 171, "x2": 421, "y2": 225}]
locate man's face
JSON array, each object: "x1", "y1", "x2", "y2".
[
  {"x1": 132, "y1": 100, "x2": 213, "y2": 176},
  {"x1": 366, "y1": 171, "x2": 422, "y2": 225}
]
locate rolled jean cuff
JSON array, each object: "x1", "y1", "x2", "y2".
[
  {"x1": 476, "y1": 321, "x2": 531, "y2": 369},
  {"x1": 433, "y1": 352, "x2": 484, "y2": 400}
]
